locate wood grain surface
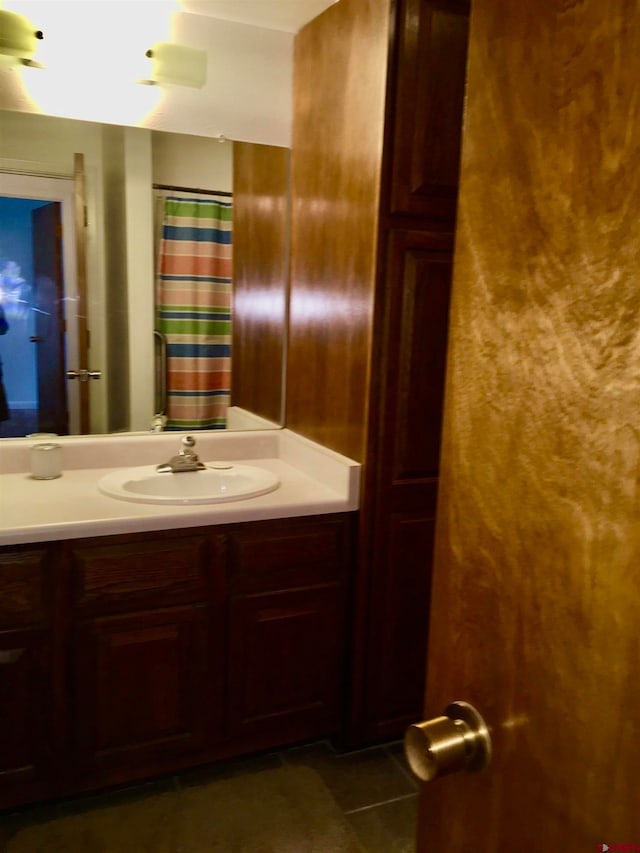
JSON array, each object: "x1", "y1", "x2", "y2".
[
  {"x1": 232, "y1": 142, "x2": 289, "y2": 425},
  {"x1": 420, "y1": 0, "x2": 640, "y2": 847},
  {"x1": 286, "y1": 0, "x2": 391, "y2": 462}
]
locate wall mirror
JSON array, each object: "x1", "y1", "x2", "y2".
[{"x1": 0, "y1": 110, "x2": 290, "y2": 440}]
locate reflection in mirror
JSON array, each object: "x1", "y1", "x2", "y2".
[
  {"x1": 0, "y1": 110, "x2": 290, "y2": 438},
  {"x1": 154, "y1": 186, "x2": 233, "y2": 432}
]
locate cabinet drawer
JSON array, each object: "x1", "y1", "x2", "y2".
[
  {"x1": 227, "y1": 518, "x2": 348, "y2": 593},
  {"x1": 0, "y1": 550, "x2": 50, "y2": 628},
  {"x1": 71, "y1": 536, "x2": 212, "y2": 615}
]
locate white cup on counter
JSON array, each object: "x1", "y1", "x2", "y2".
[{"x1": 30, "y1": 442, "x2": 63, "y2": 480}]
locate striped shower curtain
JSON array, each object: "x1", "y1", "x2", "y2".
[{"x1": 156, "y1": 193, "x2": 232, "y2": 430}]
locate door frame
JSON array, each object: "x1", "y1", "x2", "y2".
[{"x1": 0, "y1": 173, "x2": 79, "y2": 433}]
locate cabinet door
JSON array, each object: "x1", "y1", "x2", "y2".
[
  {"x1": 0, "y1": 628, "x2": 52, "y2": 807},
  {"x1": 362, "y1": 230, "x2": 454, "y2": 740},
  {"x1": 0, "y1": 548, "x2": 54, "y2": 808},
  {"x1": 389, "y1": 0, "x2": 470, "y2": 218},
  {"x1": 72, "y1": 604, "x2": 216, "y2": 785},
  {"x1": 227, "y1": 586, "x2": 345, "y2": 745}
]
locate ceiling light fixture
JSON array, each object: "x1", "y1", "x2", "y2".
[
  {"x1": 0, "y1": 8, "x2": 44, "y2": 68},
  {"x1": 140, "y1": 42, "x2": 206, "y2": 88}
]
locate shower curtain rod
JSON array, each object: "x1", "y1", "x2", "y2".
[{"x1": 153, "y1": 183, "x2": 232, "y2": 197}]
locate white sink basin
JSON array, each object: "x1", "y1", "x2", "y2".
[{"x1": 98, "y1": 463, "x2": 280, "y2": 505}]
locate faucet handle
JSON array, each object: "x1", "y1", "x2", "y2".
[{"x1": 182, "y1": 435, "x2": 196, "y2": 448}]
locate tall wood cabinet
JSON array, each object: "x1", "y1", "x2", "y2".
[
  {"x1": 288, "y1": 0, "x2": 470, "y2": 743},
  {"x1": 359, "y1": 0, "x2": 471, "y2": 742}
]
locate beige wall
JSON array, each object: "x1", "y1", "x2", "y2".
[
  {"x1": 152, "y1": 132, "x2": 232, "y2": 193},
  {"x1": 0, "y1": 8, "x2": 293, "y2": 147}
]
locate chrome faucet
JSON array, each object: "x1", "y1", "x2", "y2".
[
  {"x1": 150, "y1": 413, "x2": 167, "y2": 433},
  {"x1": 156, "y1": 436, "x2": 206, "y2": 473}
]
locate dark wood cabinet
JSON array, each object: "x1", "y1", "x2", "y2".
[
  {"x1": 359, "y1": 228, "x2": 455, "y2": 740},
  {"x1": 0, "y1": 549, "x2": 55, "y2": 808},
  {"x1": 0, "y1": 513, "x2": 353, "y2": 808},
  {"x1": 269, "y1": 0, "x2": 470, "y2": 745},
  {"x1": 226, "y1": 517, "x2": 349, "y2": 744},
  {"x1": 351, "y1": 0, "x2": 470, "y2": 742}
]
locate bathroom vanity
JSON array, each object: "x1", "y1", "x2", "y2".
[{"x1": 0, "y1": 430, "x2": 359, "y2": 809}]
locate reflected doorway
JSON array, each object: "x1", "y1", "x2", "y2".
[{"x1": 0, "y1": 174, "x2": 78, "y2": 437}]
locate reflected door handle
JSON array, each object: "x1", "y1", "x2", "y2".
[
  {"x1": 404, "y1": 701, "x2": 491, "y2": 782},
  {"x1": 66, "y1": 369, "x2": 102, "y2": 381}
]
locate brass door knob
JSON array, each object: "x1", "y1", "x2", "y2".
[{"x1": 404, "y1": 701, "x2": 491, "y2": 782}]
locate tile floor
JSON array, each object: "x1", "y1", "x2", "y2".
[{"x1": 0, "y1": 740, "x2": 419, "y2": 852}]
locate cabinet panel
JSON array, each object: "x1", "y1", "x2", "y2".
[
  {"x1": 365, "y1": 511, "x2": 435, "y2": 738},
  {"x1": 384, "y1": 230, "x2": 453, "y2": 481},
  {"x1": 71, "y1": 535, "x2": 212, "y2": 616},
  {"x1": 227, "y1": 517, "x2": 347, "y2": 593},
  {"x1": 393, "y1": 244, "x2": 453, "y2": 479},
  {"x1": 72, "y1": 604, "x2": 216, "y2": 779},
  {"x1": 355, "y1": 229, "x2": 454, "y2": 742},
  {"x1": 0, "y1": 548, "x2": 50, "y2": 627},
  {"x1": 228, "y1": 586, "x2": 344, "y2": 742},
  {"x1": 0, "y1": 547, "x2": 54, "y2": 807},
  {"x1": 390, "y1": 0, "x2": 470, "y2": 218},
  {"x1": 0, "y1": 627, "x2": 52, "y2": 805}
]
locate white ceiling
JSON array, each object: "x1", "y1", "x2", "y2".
[{"x1": 178, "y1": 0, "x2": 338, "y2": 33}]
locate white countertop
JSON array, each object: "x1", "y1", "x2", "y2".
[{"x1": 0, "y1": 430, "x2": 360, "y2": 546}]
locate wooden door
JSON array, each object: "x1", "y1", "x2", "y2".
[
  {"x1": 416, "y1": 0, "x2": 640, "y2": 848},
  {"x1": 32, "y1": 201, "x2": 68, "y2": 435}
]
